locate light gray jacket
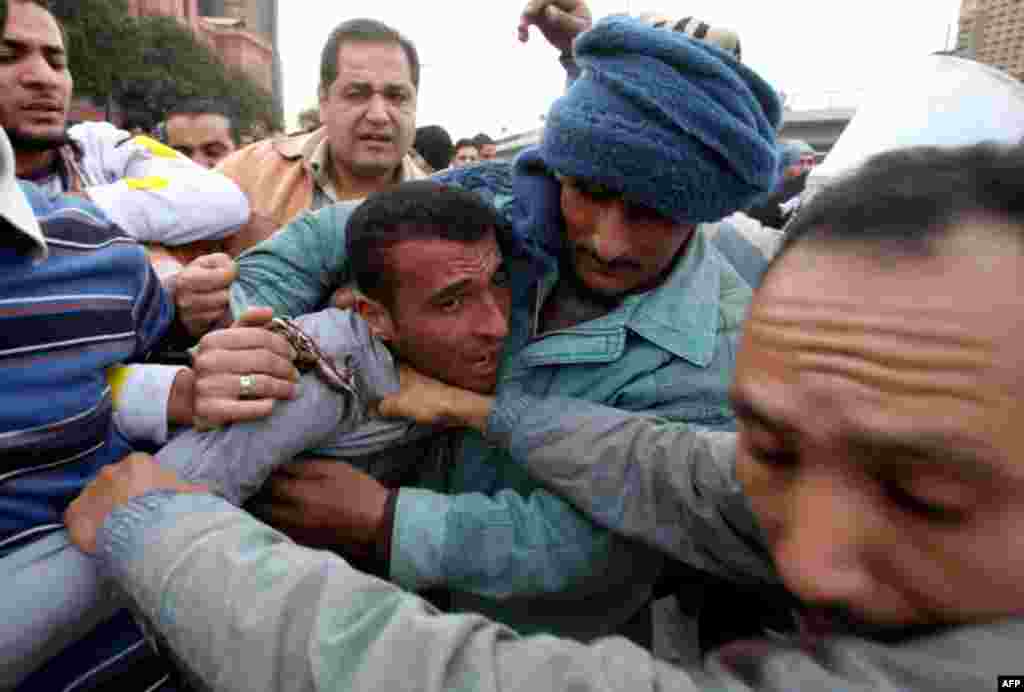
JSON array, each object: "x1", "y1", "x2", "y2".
[
  {"x1": 91, "y1": 391, "x2": 1019, "y2": 692},
  {"x1": 157, "y1": 308, "x2": 436, "y2": 504}
]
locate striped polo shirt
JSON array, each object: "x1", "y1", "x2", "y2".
[{"x1": 0, "y1": 182, "x2": 174, "y2": 555}]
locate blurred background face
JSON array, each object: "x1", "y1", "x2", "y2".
[
  {"x1": 558, "y1": 175, "x2": 692, "y2": 298},
  {"x1": 166, "y1": 113, "x2": 236, "y2": 168},
  {"x1": 734, "y1": 227, "x2": 1024, "y2": 629},
  {"x1": 319, "y1": 40, "x2": 417, "y2": 180},
  {"x1": 452, "y1": 144, "x2": 479, "y2": 167},
  {"x1": 0, "y1": 2, "x2": 72, "y2": 151},
  {"x1": 479, "y1": 143, "x2": 497, "y2": 160}
]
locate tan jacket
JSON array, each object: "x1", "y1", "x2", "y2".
[
  {"x1": 152, "y1": 128, "x2": 425, "y2": 268},
  {"x1": 217, "y1": 127, "x2": 425, "y2": 257}
]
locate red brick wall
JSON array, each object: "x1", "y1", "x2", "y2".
[{"x1": 209, "y1": 30, "x2": 273, "y2": 92}]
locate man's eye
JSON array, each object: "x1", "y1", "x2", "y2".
[
  {"x1": 883, "y1": 481, "x2": 969, "y2": 525},
  {"x1": 748, "y1": 446, "x2": 798, "y2": 469},
  {"x1": 625, "y1": 201, "x2": 666, "y2": 223},
  {"x1": 438, "y1": 296, "x2": 463, "y2": 313},
  {"x1": 343, "y1": 89, "x2": 371, "y2": 102},
  {"x1": 386, "y1": 90, "x2": 409, "y2": 104},
  {"x1": 563, "y1": 176, "x2": 617, "y2": 202}
]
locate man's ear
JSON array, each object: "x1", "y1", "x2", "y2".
[
  {"x1": 355, "y1": 295, "x2": 397, "y2": 342},
  {"x1": 318, "y1": 84, "x2": 330, "y2": 118}
]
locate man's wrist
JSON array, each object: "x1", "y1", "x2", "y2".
[
  {"x1": 442, "y1": 386, "x2": 495, "y2": 432},
  {"x1": 372, "y1": 487, "x2": 399, "y2": 567},
  {"x1": 167, "y1": 368, "x2": 196, "y2": 426}
]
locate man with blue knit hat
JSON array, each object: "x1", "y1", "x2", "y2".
[{"x1": 168, "y1": 11, "x2": 781, "y2": 649}]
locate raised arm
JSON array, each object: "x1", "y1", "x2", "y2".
[
  {"x1": 229, "y1": 202, "x2": 360, "y2": 319},
  {"x1": 72, "y1": 122, "x2": 249, "y2": 245}
]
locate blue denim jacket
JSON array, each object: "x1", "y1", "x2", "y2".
[
  {"x1": 391, "y1": 219, "x2": 750, "y2": 640},
  {"x1": 227, "y1": 152, "x2": 751, "y2": 641}
]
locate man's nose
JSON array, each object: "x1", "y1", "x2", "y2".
[
  {"x1": 364, "y1": 93, "x2": 390, "y2": 122},
  {"x1": 590, "y1": 200, "x2": 633, "y2": 263},
  {"x1": 771, "y1": 469, "x2": 876, "y2": 607},
  {"x1": 475, "y1": 290, "x2": 510, "y2": 340},
  {"x1": 19, "y1": 53, "x2": 62, "y2": 89}
]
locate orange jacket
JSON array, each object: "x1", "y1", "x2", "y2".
[{"x1": 151, "y1": 128, "x2": 424, "y2": 269}]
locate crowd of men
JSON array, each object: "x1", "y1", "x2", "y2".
[{"x1": 2, "y1": 0, "x2": 1024, "y2": 690}]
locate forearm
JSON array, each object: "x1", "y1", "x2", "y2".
[
  {"x1": 230, "y1": 205, "x2": 356, "y2": 319},
  {"x1": 0, "y1": 532, "x2": 120, "y2": 688},
  {"x1": 98, "y1": 491, "x2": 712, "y2": 692},
  {"x1": 484, "y1": 392, "x2": 778, "y2": 583},
  {"x1": 390, "y1": 484, "x2": 660, "y2": 599},
  {"x1": 156, "y1": 370, "x2": 361, "y2": 505},
  {"x1": 109, "y1": 364, "x2": 189, "y2": 445},
  {"x1": 87, "y1": 155, "x2": 250, "y2": 246},
  {"x1": 167, "y1": 367, "x2": 195, "y2": 426}
]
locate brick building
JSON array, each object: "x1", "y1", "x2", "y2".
[
  {"x1": 127, "y1": 0, "x2": 280, "y2": 101},
  {"x1": 957, "y1": 0, "x2": 1024, "y2": 81}
]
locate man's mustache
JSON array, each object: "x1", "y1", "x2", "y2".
[{"x1": 574, "y1": 244, "x2": 644, "y2": 272}]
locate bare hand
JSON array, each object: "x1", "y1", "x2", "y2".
[
  {"x1": 175, "y1": 253, "x2": 237, "y2": 338},
  {"x1": 247, "y1": 459, "x2": 390, "y2": 553},
  {"x1": 377, "y1": 365, "x2": 494, "y2": 432},
  {"x1": 192, "y1": 307, "x2": 300, "y2": 429},
  {"x1": 330, "y1": 286, "x2": 358, "y2": 311},
  {"x1": 518, "y1": 0, "x2": 593, "y2": 54},
  {"x1": 64, "y1": 453, "x2": 209, "y2": 554},
  {"x1": 376, "y1": 364, "x2": 460, "y2": 426}
]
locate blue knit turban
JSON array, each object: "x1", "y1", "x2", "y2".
[{"x1": 540, "y1": 15, "x2": 782, "y2": 225}]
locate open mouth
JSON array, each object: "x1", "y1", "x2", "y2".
[
  {"x1": 359, "y1": 133, "x2": 393, "y2": 145},
  {"x1": 472, "y1": 352, "x2": 498, "y2": 373},
  {"x1": 22, "y1": 104, "x2": 64, "y2": 119}
]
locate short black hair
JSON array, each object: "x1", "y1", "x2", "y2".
[
  {"x1": 413, "y1": 125, "x2": 453, "y2": 171},
  {"x1": 166, "y1": 99, "x2": 237, "y2": 142},
  {"x1": 319, "y1": 18, "x2": 420, "y2": 95},
  {"x1": 473, "y1": 133, "x2": 495, "y2": 147},
  {"x1": 122, "y1": 110, "x2": 155, "y2": 133},
  {"x1": 777, "y1": 143, "x2": 1024, "y2": 264},
  {"x1": 454, "y1": 138, "x2": 478, "y2": 151},
  {"x1": 346, "y1": 180, "x2": 505, "y2": 307}
]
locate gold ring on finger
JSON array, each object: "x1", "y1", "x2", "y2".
[{"x1": 239, "y1": 374, "x2": 258, "y2": 399}]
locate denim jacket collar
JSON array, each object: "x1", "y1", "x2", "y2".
[{"x1": 524, "y1": 228, "x2": 724, "y2": 368}]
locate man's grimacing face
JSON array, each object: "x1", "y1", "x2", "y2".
[
  {"x1": 368, "y1": 230, "x2": 511, "y2": 394},
  {"x1": 733, "y1": 221, "x2": 1024, "y2": 628},
  {"x1": 558, "y1": 176, "x2": 693, "y2": 298}
]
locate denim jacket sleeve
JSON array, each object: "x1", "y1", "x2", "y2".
[
  {"x1": 97, "y1": 492, "x2": 1009, "y2": 692},
  {"x1": 389, "y1": 484, "x2": 662, "y2": 599},
  {"x1": 230, "y1": 202, "x2": 359, "y2": 319},
  {"x1": 485, "y1": 392, "x2": 779, "y2": 585}
]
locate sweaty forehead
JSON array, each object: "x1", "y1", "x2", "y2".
[
  {"x1": 334, "y1": 41, "x2": 412, "y2": 85},
  {"x1": 388, "y1": 232, "x2": 501, "y2": 287},
  {"x1": 737, "y1": 230, "x2": 1024, "y2": 455}
]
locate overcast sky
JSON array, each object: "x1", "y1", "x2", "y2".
[{"x1": 279, "y1": 1, "x2": 962, "y2": 138}]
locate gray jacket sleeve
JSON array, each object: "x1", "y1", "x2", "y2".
[
  {"x1": 97, "y1": 492, "x2": 1010, "y2": 692},
  {"x1": 486, "y1": 392, "x2": 778, "y2": 584},
  {"x1": 156, "y1": 309, "x2": 409, "y2": 504}
]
